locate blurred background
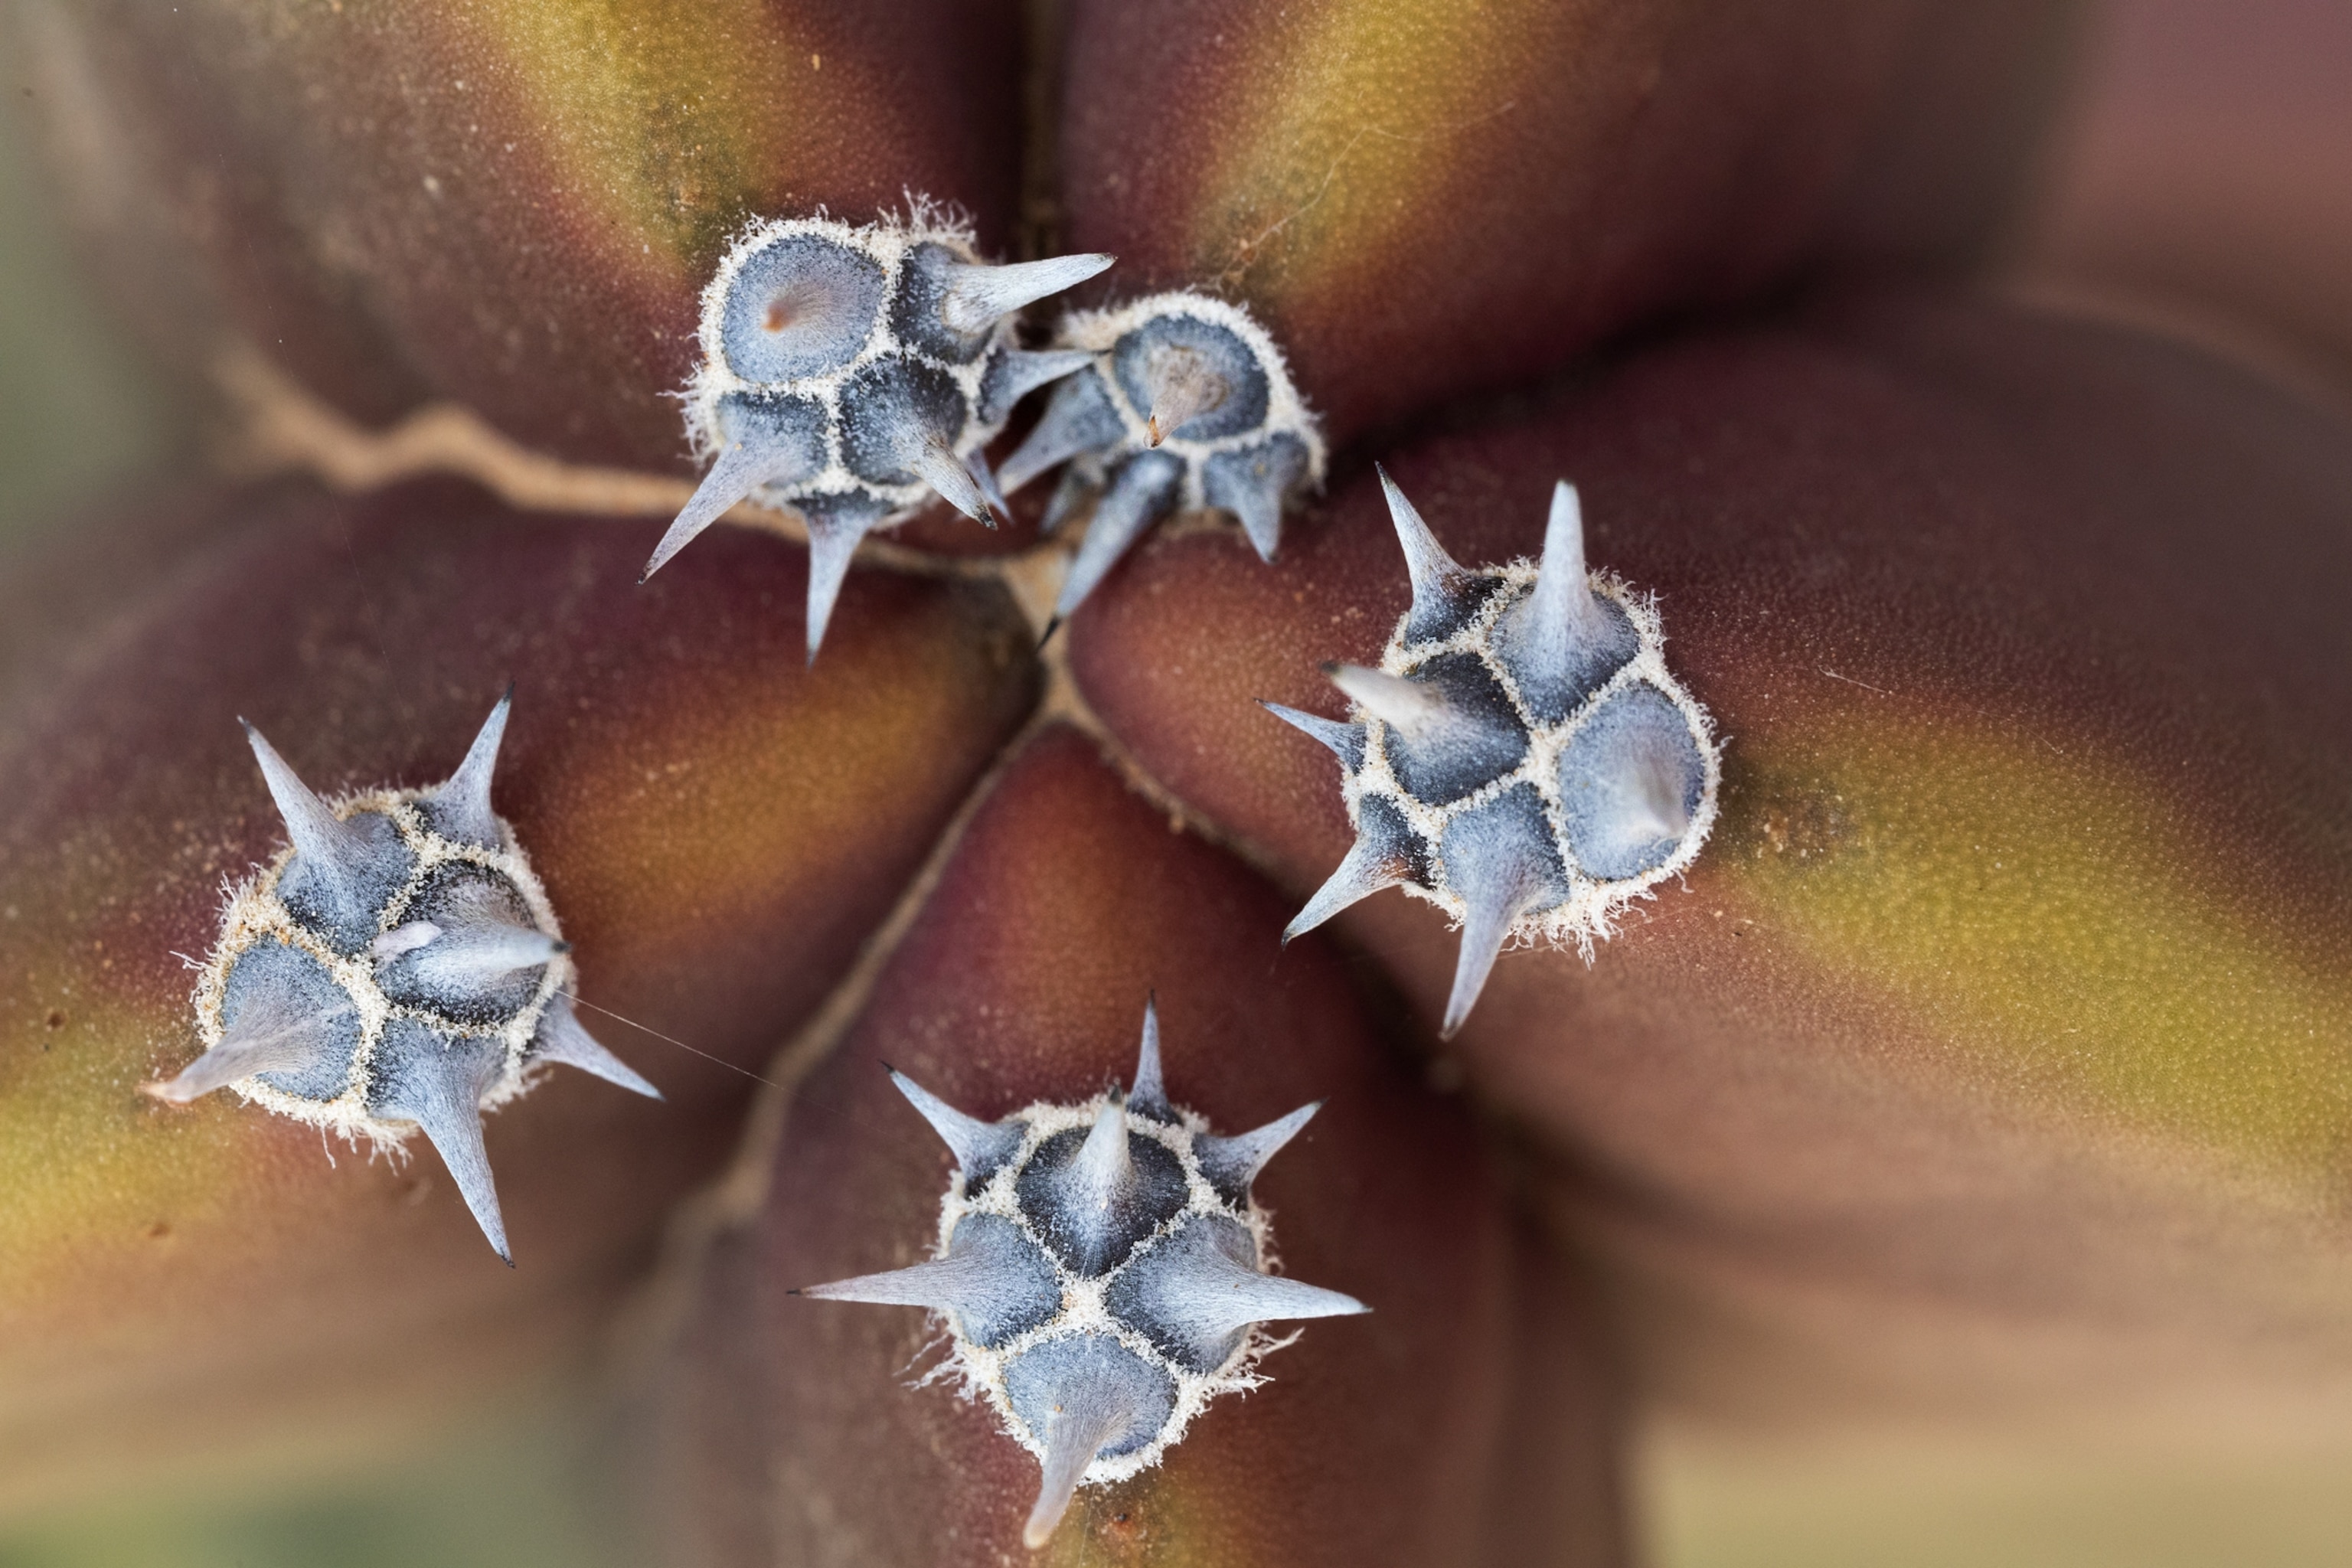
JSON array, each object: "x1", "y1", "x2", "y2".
[{"x1": 3, "y1": 1, "x2": 2350, "y2": 1563}]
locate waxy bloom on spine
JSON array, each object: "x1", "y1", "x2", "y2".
[
  {"x1": 149, "y1": 693, "x2": 659, "y2": 1263},
  {"x1": 1269, "y1": 470, "x2": 1720, "y2": 1037},
  {"x1": 798, "y1": 1000, "x2": 1367, "y2": 1550}
]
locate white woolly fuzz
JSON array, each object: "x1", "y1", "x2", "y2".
[
  {"x1": 1276, "y1": 474, "x2": 1724, "y2": 1036},
  {"x1": 802, "y1": 1012, "x2": 1364, "y2": 1545}
]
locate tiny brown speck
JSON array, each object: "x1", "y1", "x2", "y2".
[{"x1": 44, "y1": 1009, "x2": 67, "y2": 1031}]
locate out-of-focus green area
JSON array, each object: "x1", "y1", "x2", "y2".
[
  {"x1": 0, "y1": 1403, "x2": 636, "y2": 1568},
  {"x1": 0, "y1": 70, "x2": 182, "y2": 550},
  {"x1": 0, "y1": 80, "x2": 634, "y2": 1568}
]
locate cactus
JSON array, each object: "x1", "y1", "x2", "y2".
[{"x1": 13, "y1": 3, "x2": 2352, "y2": 1566}]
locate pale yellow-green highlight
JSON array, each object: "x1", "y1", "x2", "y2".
[
  {"x1": 1723, "y1": 706, "x2": 2352, "y2": 1195},
  {"x1": 0, "y1": 1389, "x2": 635, "y2": 1564},
  {"x1": 0, "y1": 985, "x2": 253, "y2": 1308},
  {"x1": 1185, "y1": 0, "x2": 1562, "y2": 291},
  {"x1": 465, "y1": 0, "x2": 849, "y2": 264}
]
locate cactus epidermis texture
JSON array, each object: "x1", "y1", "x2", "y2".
[
  {"x1": 801, "y1": 1000, "x2": 1367, "y2": 1550},
  {"x1": 999, "y1": 291, "x2": 1326, "y2": 617},
  {"x1": 1270, "y1": 471, "x2": 1720, "y2": 1038},
  {"x1": 646, "y1": 200, "x2": 1112, "y2": 657},
  {"x1": 150, "y1": 693, "x2": 659, "y2": 1263}
]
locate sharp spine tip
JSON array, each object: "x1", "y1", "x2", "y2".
[
  {"x1": 1519, "y1": 478, "x2": 1602, "y2": 663},
  {"x1": 1442, "y1": 895, "x2": 1514, "y2": 1041},
  {"x1": 915, "y1": 438, "x2": 995, "y2": 525},
  {"x1": 1196, "y1": 1100, "x2": 1319, "y2": 1194},
  {"x1": 967, "y1": 446, "x2": 1011, "y2": 528},
  {"x1": 152, "y1": 988, "x2": 355, "y2": 1105},
  {"x1": 1051, "y1": 451, "x2": 1182, "y2": 617},
  {"x1": 1016, "y1": 1343, "x2": 1151, "y2": 1550},
  {"x1": 646, "y1": 434, "x2": 808, "y2": 580},
  {"x1": 1325, "y1": 663, "x2": 1443, "y2": 733},
  {"x1": 939, "y1": 252, "x2": 1116, "y2": 335},
  {"x1": 799, "y1": 510, "x2": 871, "y2": 663},
  {"x1": 242, "y1": 720, "x2": 376, "y2": 905},
  {"x1": 1130, "y1": 998, "x2": 1168, "y2": 1118},
  {"x1": 382, "y1": 1047, "x2": 511, "y2": 1260},
  {"x1": 888, "y1": 1068, "x2": 1020, "y2": 1175},
  {"x1": 432, "y1": 691, "x2": 512, "y2": 847},
  {"x1": 998, "y1": 371, "x2": 1122, "y2": 495},
  {"x1": 1259, "y1": 700, "x2": 1362, "y2": 766},
  {"x1": 535, "y1": 1002, "x2": 661, "y2": 1099},
  {"x1": 1377, "y1": 468, "x2": 1476, "y2": 634},
  {"x1": 1286, "y1": 831, "x2": 1406, "y2": 937}
]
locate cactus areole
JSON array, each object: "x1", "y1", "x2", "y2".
[
  {"x1": 1271, "y1": 470, "x2": 1721, "y2": 1037},
  {"x1": 798, "y1": 1001, "x2": 1367, "y2": 1550},
  {"x1": 646, "y1": 202, "x2": 1113, "y2": 658},
  {"x1": 150, "y1": 694, "x2": 661, "y2": 1263}
]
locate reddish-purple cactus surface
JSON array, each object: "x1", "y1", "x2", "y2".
[{"x1": 6, "y1": 1, "x2": 2352, "y2": 1563}]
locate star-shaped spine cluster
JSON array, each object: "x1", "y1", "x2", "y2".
[
  {"x1": 1269, "y1": 472, "x2": 1720, "y2": 1037},
  {"x1": 998, "y1": 292, "x2": 1325, "y2": 618},
  {"x1": 801, "y1": 1001, "x2": 1366, "y2": 1550},
  {"x1": 646, "y1": 201, "x2": 1113, "y2": 657},
  {"x1": 151, "y1": 694, "x2": 658, "y2": 1261}
]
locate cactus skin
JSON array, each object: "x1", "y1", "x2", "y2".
[
  {"x1": 653, "y1": 730, "x2": 1622, "y2": 1566},
  {"x1": 0, "y1": 478, "x2": 1037, "y2": 1506},
  {"x1": 21, "y1": 0, "x2": 2352, "y2": 1551},
  {"x1": 8, "y1": 0, "x2": 1025, "y2": 466},
  {"x1": 12, "y1": 0, "x2": 2076, "y2": 482},
  {"x1": 1067, "y1": 290, "x2": 2352, "y2": 1419},
  {"x1": 1057, "y1": 0, "x2": 2082, "y2": 444}
]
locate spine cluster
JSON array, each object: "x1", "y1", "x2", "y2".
[
  {"x1": 649, "y1": 203, "x2": 1112, "y2": 656},
  {"x1": 1270, "y1": 472, "x2": 1720, "y2": 1036},
  {"x1": 998, "y1": 292, "x2": 1326, "y2": 617},
  {"x1": 152, "y1": 695, "x2": 658, "y2": 1261},
  {"x1": 799, "y1": 1002, "x2": 1364, "y2": 1549}
]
